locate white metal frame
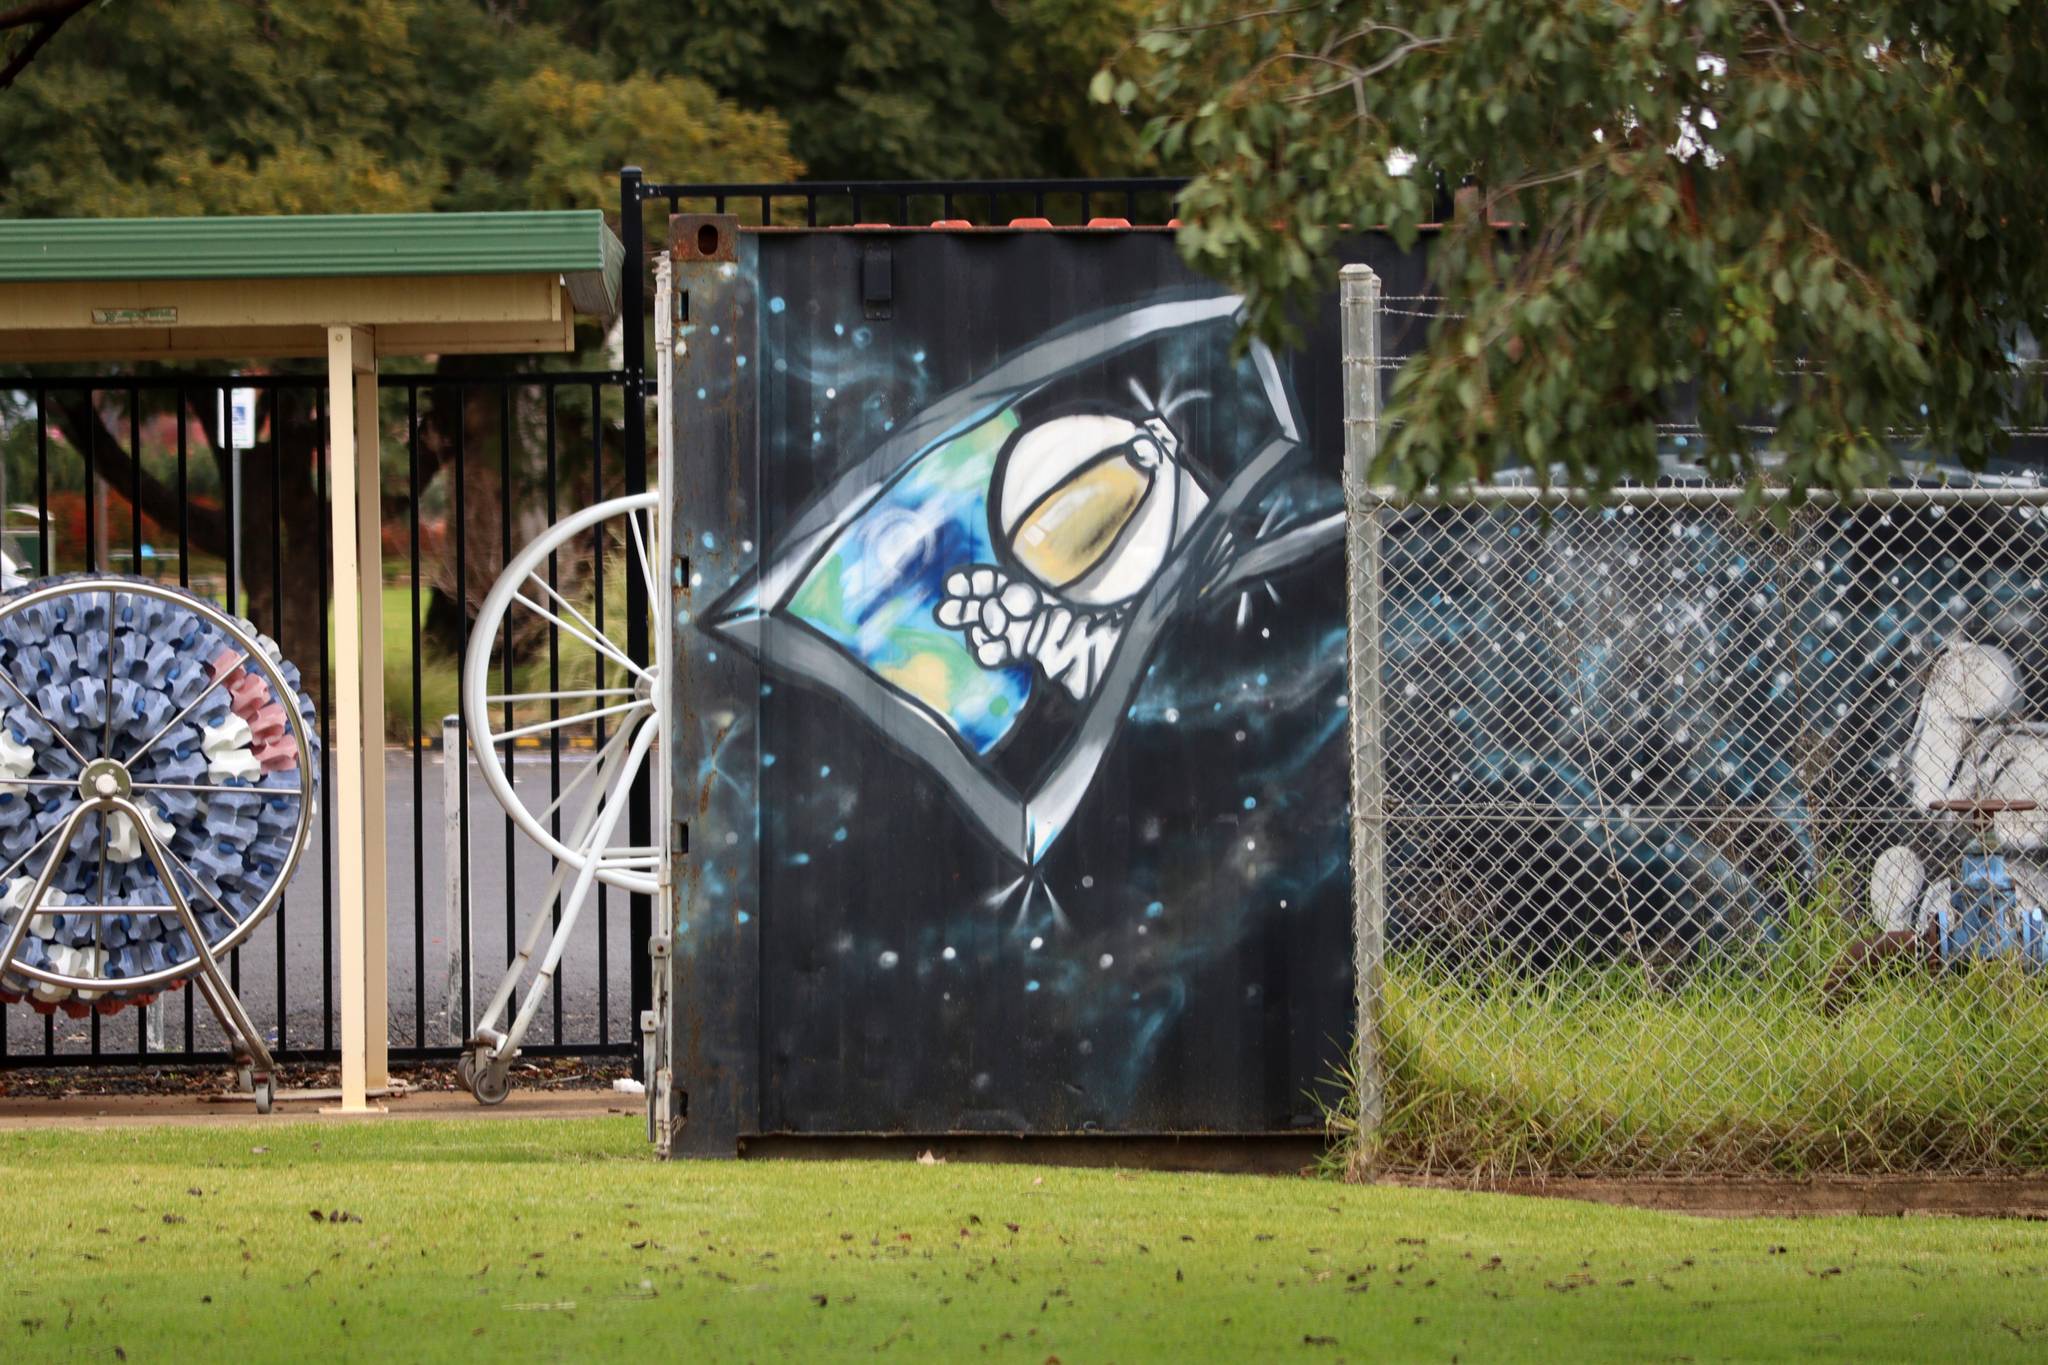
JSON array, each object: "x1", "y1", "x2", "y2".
[{"x1": 454, "y1": 253, "x2": 675, "y2": 1107}]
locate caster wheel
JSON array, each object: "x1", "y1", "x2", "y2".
[
  {"x1": 470, "y1": 1064, "x2": 512, "y2": 1107},
  {"x1": 234, "y1": 1061, "x2": 255, "y2": 1095},
  {"x1": 455, "y1": 1051, "x2": 478, "y2": 1095},
  {"x1": 252, "y1": 1076, "x2": 275, "y2": 1115}
]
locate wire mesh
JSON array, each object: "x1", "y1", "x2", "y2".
[{"x1": 1351, "y1": 286, "x2": 2048, "y2": 1176}]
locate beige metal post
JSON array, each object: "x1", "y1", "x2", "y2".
[{"x1": 325, "y1": 324, "x2": 389, "y2": 1113}]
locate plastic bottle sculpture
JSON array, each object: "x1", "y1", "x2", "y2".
[{"x1": 0, "y1": 576, "x2": 320, "y2": 1019}]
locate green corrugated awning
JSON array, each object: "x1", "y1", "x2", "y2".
[{"x1": 0, "y1": 210, "x2": 622, "y2": 319}]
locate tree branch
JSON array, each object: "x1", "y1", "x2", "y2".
[
  {"x1": 1274, "y1": 39, "x2": 1449, "y2": 103},
  {"x1": 0, "y1": 0, "x2": 89, "y2": 27},
  {"x1": 46, "y1": 392, "x2": 230, "y2": 554},
  {"x1": 0, "y1": 0, "x2": 90, "y2": 91},
  {"x1": 1148, "y1": 3, "x2": 1323, "y2": 37}
]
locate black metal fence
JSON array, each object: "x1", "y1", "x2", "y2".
[{"x1": 0, "y1": 371, "x2": 641, "y2": 1065}]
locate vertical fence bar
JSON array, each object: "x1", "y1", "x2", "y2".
[
  {"x1": 398, "y1": 382, "x2": 426, "y2": 1054},
  {"x1": 544, "y1": 384, "x2": 564, "y2": 1043},
  {"x1": 271, "y1": 387, "x2": 288, "y2": 1054},
  {"x1": 173, "y1": 390, "x2": 188, "y2": 583},
  {"x1": 1339, "y1": 264, "x2": 1387, "y2": 1168},
  {"x1": 499, "y1": 384, "x2": 517, "y2": 986},
  {"x1": 619, "y1": 166, "x2": 652, "y2": 1062},
  {"x1": 408, "y1": 385, "x2": 427, "y2": 1049},
  {"x1": 33, "y1": 386, "x2": 47, "y2": 576},
  {"x1": 592, "y1": 382, "x2": 611, "y2": 1048},
  {"x1": 82, "y1": 390, "x2": 97, "y2": 574},
  {"x1": 158, "y1": 384, "x2": 192, "y2": 1055},
  {"x1": 29, "y1": 385, "x2": 54, "y2": 1058},
  {"x1": 128, "y1": 384, "x2": 143, "y2": 1056},
  {"x1": 442, "y1": 711, "x2": 467, "y2": 1042},
  {"x1": 314, "y1": 384, "x2": 334, "y2": 1054},
  {"x1": 453, "y1": 387, "x2": 473, "y2": 1036}
]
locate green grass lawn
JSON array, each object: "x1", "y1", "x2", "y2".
[{"x1": 4, "y1": 1117, "x2": 2046, "y2": 1362}]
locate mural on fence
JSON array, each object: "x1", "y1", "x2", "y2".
[{"x1": 1378, "y1": 487, "x2": 2048, "y2": 968}]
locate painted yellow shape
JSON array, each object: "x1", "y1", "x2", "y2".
[
  {"x1": 1012, "y1": 457, "x2": 1149, "y2": 589},
  {"x1": 880, "y1": 652, "x2": 960, "y2": 713}
]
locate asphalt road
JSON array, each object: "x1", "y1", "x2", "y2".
[{"x1": 3, "y1": 748, "x2": 641, "y2": 1061}]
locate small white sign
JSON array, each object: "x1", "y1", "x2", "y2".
[{"x1": 230, "y1": 388, "x2": 257, "y2": 448}]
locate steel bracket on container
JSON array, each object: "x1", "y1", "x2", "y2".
[{"x1": 671, "y1": 214, "x2": 738, "y2": 264}]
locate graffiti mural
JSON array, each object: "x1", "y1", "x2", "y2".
[
  {"x1": 672, "y1": 230, "x2": 1378, "y2": 1142},
  {"x1": 709, "y1": 293, "x2": 1340, "y2": 870}
]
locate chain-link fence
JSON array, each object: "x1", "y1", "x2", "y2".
[{"x1": 1343, "y1": 268, "x2": 2048, "y2": 1176}]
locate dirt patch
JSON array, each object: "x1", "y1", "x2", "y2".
[{"x1": 1380, "y1": 1172, "x2": 2048, "y2": 1219}]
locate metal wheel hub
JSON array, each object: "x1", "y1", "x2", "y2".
[{"x1": 77, "y1": 758, "x2": 131, "y2": 804}]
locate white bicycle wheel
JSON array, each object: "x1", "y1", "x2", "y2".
[{"x1": 462, "y1": 491, "x2": 663, "y2": 898}]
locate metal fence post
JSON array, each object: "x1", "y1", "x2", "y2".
[
  {"x1": 442, "y1": 714, "x2": 470, "y2": 1043},
  {"x1": 619, "y1": 166, "x2": 655, "y2": 1067},
  {"x1": 1340, "y1": 263, "x2": 1388, "y2": 1168}
]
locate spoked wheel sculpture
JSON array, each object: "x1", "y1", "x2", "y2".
[
  {"x1": 458, "y1": 491, "x2": 664, "y2": 1104},
  {"x1": 0, "y1": 577, "x2": 320, "y2": 1112}
]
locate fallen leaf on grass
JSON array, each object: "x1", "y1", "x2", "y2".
[{"x1": 1302, "y1": 1335, "x2": 1337, "y2": 1347}]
